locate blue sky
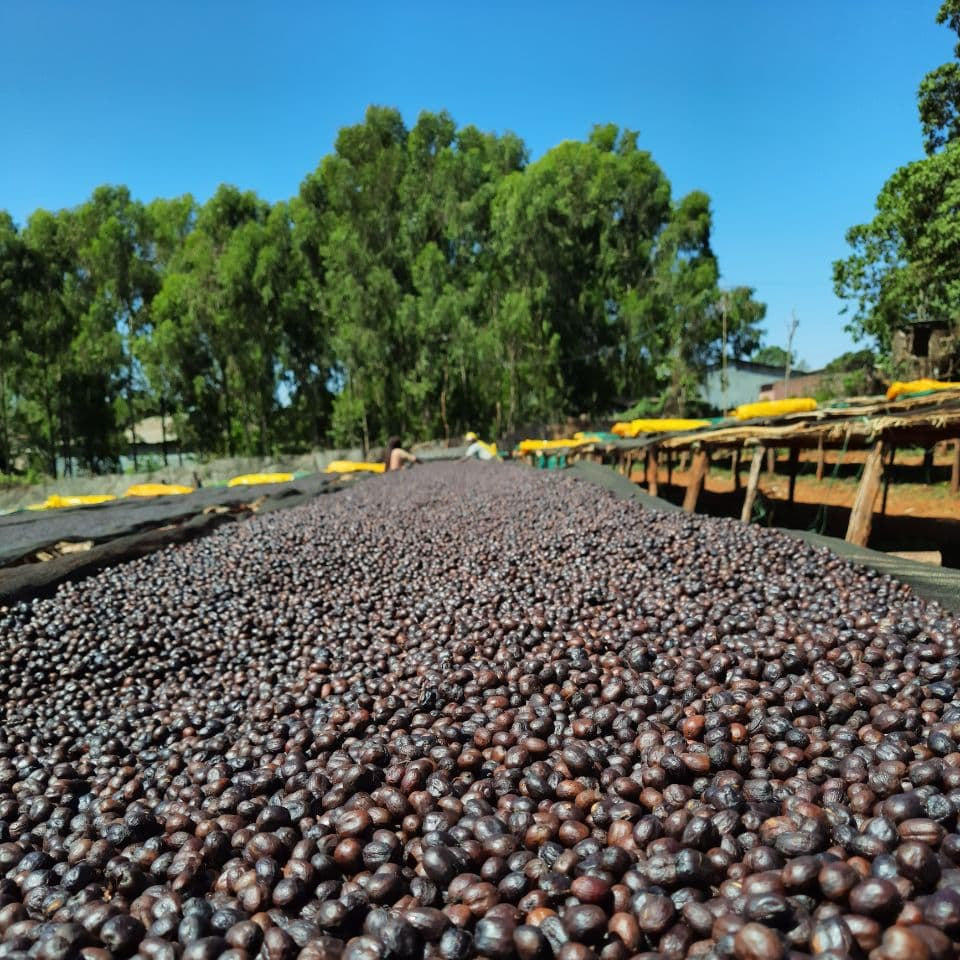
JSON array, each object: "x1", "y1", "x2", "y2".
[{"x1": 0, "y1": 2, "x2": 951, "y2": 367}]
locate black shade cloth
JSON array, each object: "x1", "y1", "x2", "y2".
[{"x1": 567, "y1": 461, "x2": 959, "y2": 614}]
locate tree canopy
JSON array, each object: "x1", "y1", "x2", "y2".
[
  {"x1": 750, "y1": 345, "x2": 793, "y2": 368},
  {"x1": 1, "y1": 107, "x2": 764, "y2": 476},
  {"x1": 835, "y1": 1, "x2": 960, "y2": 370}
]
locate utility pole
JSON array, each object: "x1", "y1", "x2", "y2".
[{"x1": 785, "y1": 309, "x2": 799, "y2": 395}]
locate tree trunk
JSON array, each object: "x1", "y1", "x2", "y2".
[
  {"x1": 221, "y1": 367, "x2": 235, "y2": 457},
  {"x1": 312, "y1": 378, "x2": 323, "y2": 448},
  {"x1": 160, "y1": 396, "x2": 169, "y2": 467},
  {"x1": 440, "y1": 367, "x2": 450, "y2": 445},
  {"x1": 42, "y1": 369, "x2": 57, "y2": 478},
  {"x1": 59, "y1": 392, "x2": 73, "y2": 478},
  {"x1": 128, "y1": 357, "x2": 138, "y2": 472},
  {"x1": 0, "y1": 348, "x2": 9, "y2": 474},
  {"x1": 508, "y1": 344, "x2": 518, "y2": 433}
]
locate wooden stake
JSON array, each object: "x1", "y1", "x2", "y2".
[
  {"x1": 787, "y1": 446, "x2": 800, "y2": 503},
  {"x1": 731, "y1": 449, "x2": 740, "y2": 491},
  {"x1": 952, "y1": 441, "x2": 960, "y2": 496},
  {"x1": 667, "y1": 449, "x2": 673, "y2": 487},
  {"x1": 881, "y1": 446, "x2": 895, "y2": 516},
  {"x1": 741, "y1": 447, "x2": 765, "y2": 524},
  {"x1": 815, "y1": 435, "x2": 825, "y2": 482},
  {"x1": 647, "y1": 447, "x2": 659, "y2": 497},
  {"x1": 766, "y1": 448, "x2": 776, "y2": 476},
  {"x1": 845, "y1": 440, "x2": 886, "y2": 548},
  {"x1": 682, "y1": 449, "x2": 709, "y2": 514}
]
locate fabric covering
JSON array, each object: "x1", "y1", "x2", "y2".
[
  {"x1": 26, "y1": 494, "x2": 117, "y2": 511},
  {"x1": 611, "y1": 419, "x2": 712, "y2": 438},
  {"x1": 0, "y1": 473, "x2": 342, "y2": 568},
  {"x1": 124, "y1": 483, "x2": 194, "y2": 497},
  {"x1": 324, "y1": 461, "x2": 386, "y2": 474},
  {"x1": 227, "y1": 472, "x2": 295, "y2": 487},
  {"x1": 566, "y1": 460, "x2": 959, "y2": 614},
  {"x1": 886, "y1": 379, "x2": 960, "y2": 401},
  {"x1": 733, "y1": 398, "x2": 817, "y2": 420}
]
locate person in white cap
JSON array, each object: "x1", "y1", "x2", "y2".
[{"x1": 461, "y1": 431, "x2": 497, "y2": 461}]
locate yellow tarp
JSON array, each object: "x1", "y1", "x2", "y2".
[
  {"x1": 886, "y1": 379, "x2": 960, "y2": 401},
  {"x1": 125, "y1": 483, "x2": 194, "y2": 497},
  {"x1": 26, "y1": 494, "x2": 117, "y2": 511},
  {"x1": 227, "y1": 472, "x2": 294, "y2": 487},
  {"x1": 516, "y1": 437, "x2": 590, "y2": 453},
  {"x1": 324, "y1": 461, "x2": 386, "y2": 474},
  {"x1": 611, "y1": 419, "x2": 711, "y2": 438},
  {"x1": 734, "y1": 398, "x2": 817, "y2": 420}
]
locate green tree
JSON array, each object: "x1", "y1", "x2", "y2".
[
  {"x1": 919, "y1": 1, "x2": 960, "y2": 153},
  {"x1": 0, "y1": 214, "x2": 28, "y2": 472},
  {"x1": 151, "y1": 186, "x2": 277, "y2": 456},
  {"x1": 835, "y1": 1, "x2": 960, "y2": 372},
  {"x1": 751, "y1": 345, "x2": 793, "y2": 367},
  {"x1": 74, "y1": 186, "x2": 159, "y2": 470},
  {"x1": 4, "y1": 106, "x2": 766, "y2": 473}
]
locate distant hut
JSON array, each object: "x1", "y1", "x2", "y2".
[
  {"x1": 125, "y1": 416, "x2": 178, "y2": 465},
  {"x1": 891, "y1": 319, "x2": 958, "y2": 379}
]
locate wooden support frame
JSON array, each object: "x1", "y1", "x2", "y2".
[
  {"x1": 881, "y1": 446, "x2": 896, "y2": 516},
  {"x1": 731, "y1": 449, "x2": 740, "y2": 491},
  {"x1": 646, "y1": 447, "x2": 659, "y2": 497},
  {"x1": 766, "y1": 448, "x2": 776, "y2": 476},
  {"x1": 741, "y1": 447, "x2": 765, "y2": 524},
  {"x1": 787, "y1": 446, "x2": 800, "y2": 503},
  {"x1": 952, "y1": 441, "x2": 960, "y2": 496},
  {"x1": 845, "y1": 440, "x2": 886, "y2": 548},
  {"x1": 682, "y1": 449, "x2": 709, "y2": 513},
  {"x1": 815, "y1": 435, "x2": 825, "y2": 482}
]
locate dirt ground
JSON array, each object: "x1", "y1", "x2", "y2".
[{"x1": 631, "y1": 447, "x2": 960, "y2": 521}]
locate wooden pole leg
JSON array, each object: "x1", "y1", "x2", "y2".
[
  {"x1": 766, "y1": 448, "x2": 776, "y2": 476},
  {"x1": 731, "y1": 449, "x2": 740, "y2": 491},
  {"x1": 815, "y1": 435, "x2": 825, "y2": 482},
  {"x1": 741, "y1": 447, "x2": 765, "y2": 524},
  {"x1": 787, "y1": 446, "x2": 800, "y2": 503},
  {"x1": 952, "y1": 441, "x2": 960, "y2": 496},
  {"x1": 647, "y1": 447, "x2": 659, "y2": 497},
  {"x1": 845, "y1": 440, "x2": 886, "y2": 548},
  {"x1": 881, "y1": 446, "x2": 896, "y2": 516},
  {"x1": 683, "y1": 449, "x2": 709, "y2": 514}
]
